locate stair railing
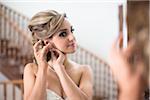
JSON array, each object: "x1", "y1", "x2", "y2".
[{"x1": 0, "y1": 80, "x2": 23, "y2": 100}]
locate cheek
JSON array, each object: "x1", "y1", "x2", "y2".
[{"x1": 53, "y1": 40, "x2": 66, "y2": 51}]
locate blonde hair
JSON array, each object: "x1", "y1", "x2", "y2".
[{"x1": 28, "y1": 10, "x2": 66, "y2": 45}]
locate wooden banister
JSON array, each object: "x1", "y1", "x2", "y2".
[
  {"x1": 0, "y1": 11, "x2": 32, "y2": 44},
  {"x1": 0, "y1": 80, "x2": 23, "y2": 100},
  {"x1": 0, "y1": 3, "x2": 29, "y2": 21},
  {"x1": 0, "y1": 11, "x2": 33, "y2": 55}
]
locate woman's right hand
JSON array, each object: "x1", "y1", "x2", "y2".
[{"x1": 33, "y1": 40, "x2": 53, "y2": 68}]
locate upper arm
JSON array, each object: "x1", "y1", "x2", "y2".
[
  {"x1": 23, "y1": 63, "x2": 36, "y2": 100},
  {"x1": 79, "y1": 65, "x2": 93, "y2": 99}
]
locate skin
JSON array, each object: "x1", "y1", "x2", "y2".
[
  {"x1": 23, "y1": 19, "x2": 93, "y2": 100},
  {"x1": 108, "y1": 34, "x2": 146, "y2": 100}
]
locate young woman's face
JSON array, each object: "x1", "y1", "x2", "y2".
[{"x1": 44, "y1": 19, "x2": 77, "y2": 54}]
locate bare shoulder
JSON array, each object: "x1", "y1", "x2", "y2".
[
  {"x1": 80, "y1": 65, "x2": 93, "y2": 75},
  {"x1": 24, "y1": 63, "x2": 38, "y2": 76},
  {"x1": 70, "y1": 60, "x2": 92, "y2": 74}
]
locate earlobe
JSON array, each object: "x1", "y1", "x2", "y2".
[{"x1": 44, "y1": 39, "x2": 51, "y2": 45}]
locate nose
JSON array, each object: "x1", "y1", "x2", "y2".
[{"x1": 68, "y1": 33, "x2": 75, "y2": 41}]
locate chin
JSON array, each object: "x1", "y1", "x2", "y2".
[
  {"x1": 64, "y1": 49, "x2": 76, "y2": 54},
  {"x1": 69, "y1": 49, "x2": 76, "y2": 53}
]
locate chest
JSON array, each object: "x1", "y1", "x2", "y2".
[{"x1": 46, "y1": 69, "x2": 82, "y2": 97}]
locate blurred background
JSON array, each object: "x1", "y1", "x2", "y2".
[{"x1": 0, "y1": 0, "x2": 149, "y2": 100}]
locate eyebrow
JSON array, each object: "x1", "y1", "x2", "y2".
[
  {"x1": 59, "y1": 26, "x2": 73, "y2": 32},
  {"x1": 59, "y1": 28, "x2": 67, "y2": 32}
]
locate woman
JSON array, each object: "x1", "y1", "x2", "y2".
[{"x1": 23, "y1": 10, "x2": 93, "y2": 100}]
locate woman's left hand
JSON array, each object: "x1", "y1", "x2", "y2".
[
  {"x1": 108, "y1": 33, "x2": 146, "y2": 99},
  {"x1": 50, "y1": 48, "x2": 66, "y2": 72}
]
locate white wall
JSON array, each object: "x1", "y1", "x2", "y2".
[{"x1": 0, "y1": 0, "x2": 126, "y2": 62}]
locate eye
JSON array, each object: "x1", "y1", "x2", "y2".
[
  {"x1": 59, "y1": 31, "x2": 68, "y2": 37},
  {"x1": 71, "y1": 27, "x2": 75, "y2": 33}
]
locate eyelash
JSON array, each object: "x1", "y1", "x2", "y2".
[
  {"x1": 59, "y1": 27, "x2": 75, "y2": 37},
  {"x1": 59, "y1": 32, "x2": 67, "y2": 37},
  {"x1": 71, "y1": 27, "x2": 75, "y2": 33}
]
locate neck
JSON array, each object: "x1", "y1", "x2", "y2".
[{"x1": 63, "y1": 55, "x2": 71, "y2": 70}]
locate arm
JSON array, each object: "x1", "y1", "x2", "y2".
[
  {"x1": 57, "y1": 65, "x2": 93, "y2": 100},
  {"x1": 24, "y1": 40, "x2": 52, "y2": 100},
  {"x1": 23, "y1": 63, "x2": 47, "y2": 100},
  {"x1": 78, "y1": 66, "x2": 93, "y2": 100},
  {"x1": 50, "y1": 49, "x2": 93, "y2": 100}
]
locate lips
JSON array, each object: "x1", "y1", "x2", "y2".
[{"x1": 68, "y1": 42, "x2": 76, "y2": 47}]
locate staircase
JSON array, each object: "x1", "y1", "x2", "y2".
[
  {"x1": 0, "y1": 2, "x2": 118, "y2": 100},
  {"x1": 0, "y1": 39, "x2": 33, "y2": 80},
  {"x1": 0, "y1": 3, "x2": 33, "y2": 80}
]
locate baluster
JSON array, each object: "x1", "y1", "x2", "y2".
[
  {"x1": 20, "y1": 83, "x2": 23, "y2": 100},
  {"x1": 5, "y1": 7, "x2": 8, "y2": 40},
  {"x1": 21, "y1": 17, "x2": 25, "y2": 30},
  {"x1": 15, "y1": 12, "x2": 18, "y2": 45},
  {"x1": 1, "y1": 5, "x2": 4, "y2": 39},
  {"x1": 3, "y1": 6, "x2": 6, "y2": 39},
  {"x1": 3, "y1": 83, "x2": 7, "y2": 100},
  {"x1": 75, "y1": 46, "x2": 79, "y2": 63},
  {"x1": 7, "y1": 9, "x2": 11, "y2": 40},
  {"x1": 84, "y1": 50, "x2": 88, "y2": 64},
  {"x1": 25, "y1": 18, "x2": 30, "y2": 36},
  {"x1": 78, "y1": 46, "x2": 82, "y2": 63},
  {"x1": 17, "y1": 14, "x2": 20, "y2": 46},
  {"x1": 12, "y1": 11, "x2": 16, "y2": 42},
  {"x1": 0, "y1": 4, "x2": 2, "y2": 38},
  {"x1": 9, "y1": 9, "x2": 13, "y2": 41},
  {"x1": 13, "y1": 84, "x2": 16, "y2": 100}
]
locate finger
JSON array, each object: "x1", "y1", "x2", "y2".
[
  {"x1": 109, "y1": 33, "x2": 123, "y2": 58},
  {"x1": 52, "y1": 48, "x2": 65, "y2": 62},
  {"x1": 52, "y1": 48, "x2": 61, "y2": 54},
  {"x1": 47, "y1": 42, "x2": 55, "y2": 49},
  {"x1": 44, "y1": 43, "x2": 56, "y2": 56},
  {"x1": 51, "y1": 51, "x2": 57, "y2": 61},
  {"x1": 33, "y1": 40, "x2": 42, "y2": 52},
  {"x1": 41, "y1": 45, "x2": 49, "y2": 56},
  {"x1": 134, "y1": 60, "x2": 145, "y2": 79},
  {"x1": 123, "y1": 39, "x2": 136, "y2": 58},
  {"x1": 118, "y1": 32, "x2": 123, "y2": 49},
  {"x1": 51, "y1": 48, "x2": 63, "y2": 58},
  {"x1": 111, "y1": 33, "x2": 123, "y2": 51}
]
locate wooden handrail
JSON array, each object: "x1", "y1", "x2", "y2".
[
  {"x1": 0, "y1": 2, "x2": 29, "y2": 21},
  {"x1": 77, "y1": 44, "x2": 108, "y2": 65},
  {"x1": 0, "y1": 10, "x2": 33, "y2": 55},
  {"x1": 0, "y1": 80, "x2": 23, "y2": 84},
  {"x1": 0, "y1": 11, "x2": 32, "y2": 45},
  {"x1": 0, "y1": 80, "x2": 24, "y2": 100}
]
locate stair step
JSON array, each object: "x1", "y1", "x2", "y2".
[
  {"x1": 0, "y1": 38, "x2": 33, "y2": 80},
  {"x1": 0, "y1": 38, "x2": 9, "y2": 54},
  {"x1": 6, "y1": 46, "x2": 19, "y2": 59},
  {"x1": 0, "y1": 59, "x2": 23, "y2": 80},
  {"x1": 18, "y1": 55, "x2": 33, "y2": 65}
]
